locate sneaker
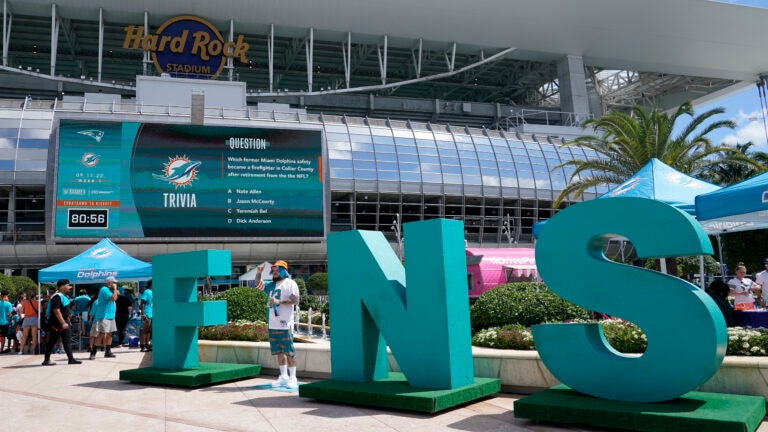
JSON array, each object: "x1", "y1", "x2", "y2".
[
  {"x1": 286, "y1": 378, "x2": 299, "y2": 389},
  {"x1": 145, "y1": 345, "x2": 152, "y2": 352},
  {"x1": 104, "y1": 351, "x2": 116, "y2": 358},
  {"x1": 68, "y1": 359, "x2": 82, "y2": 365},
  {"x1": 89, "y1": 347, "x2": 97, "y2": 360},
  {"x1": 41, "y1": 360, "x2": 55, "y2": 366},
  {"x1": 271, "y1": 375, "x2": 289, "y2": 388}
]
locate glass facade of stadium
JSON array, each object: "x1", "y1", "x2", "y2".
[{"x1": 0, "y1": 97, "x2": 605, "y2": 274}]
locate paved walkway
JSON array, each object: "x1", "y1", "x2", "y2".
[{"x1": 1, "y1": 347, "x2": 766, "y2": 432}]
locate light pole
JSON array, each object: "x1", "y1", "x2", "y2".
[
  {"x1": 391, "y1": 213, "x2": 403, "y2": 261},
  {"x1": 501, "y1": 213, "x2": 514, "y2": 246}
]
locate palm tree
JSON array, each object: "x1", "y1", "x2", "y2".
[
  {"x1": 703, "y1": 142, "x2": 768, "y2": 186},
  {"x1": 553, "y1": 101, "x2": 759, "y2": 207}
]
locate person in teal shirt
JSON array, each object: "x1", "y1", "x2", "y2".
[
  {"x1": 0, "y1": 291, "x2": 12, "y2": 351},
  {"x1": 138, "y1": 280, "x2": 153, "y2": 352},
  {"x1": 0, "y1": 292, "x2": 12, "y2": 352},
  {"x1": 90, "y1": 276, "x2": 118, "y2": 360}
]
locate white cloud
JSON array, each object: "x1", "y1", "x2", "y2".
[{"x1": 722, "y1": 109, "x2": 768, "y2": 148}]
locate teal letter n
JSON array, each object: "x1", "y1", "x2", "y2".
[{"x1": 327, "y1": 219, "x2": 473, "y2": 389}]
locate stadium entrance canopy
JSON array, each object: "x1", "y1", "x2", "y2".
[{"x1": 1, "y1": 0, "x2": 766, "y2": 120}]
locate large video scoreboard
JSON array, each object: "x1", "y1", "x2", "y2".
[{"x1": 54, "y1": 120, "x2": 325, "y2": 240}]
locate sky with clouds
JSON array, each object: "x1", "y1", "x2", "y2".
[{"x1": 696, "y1": 86, "x2": 768, "y2": 150}]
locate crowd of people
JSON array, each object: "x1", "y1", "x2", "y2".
[{"x1": 0, "y1": 276, "x2": 153, "y2": 366}]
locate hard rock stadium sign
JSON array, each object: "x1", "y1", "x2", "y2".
[{"x1": 122, "y1": 15, "x2": 250, "y2": 79}]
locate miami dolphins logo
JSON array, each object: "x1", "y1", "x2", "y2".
[
  {"x1": 80, "y1": 152, "x2": 100, "y2": 167},
  {"x1": 608, "y1": 177, "x2": 642, "y2": 197},
  {"x1": 152, "y1": 155, "x2": 201, "y2": 188},
  {"x1": 89, "y1": 248, "x2": 113, "y2": 259},
  {"x1": 77, "y1": 129, "x2": 104, "y2": 142}
]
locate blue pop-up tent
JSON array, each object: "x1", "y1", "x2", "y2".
[
  {"x1": 533, "y1": 158, "x2": 721, "y2": 238},
  {"x1": 695, "y1": 170, "x2": 768, "y2": 234},
  {"x1": 38, "y1": 238, "x2": 152, "y2": 284}
]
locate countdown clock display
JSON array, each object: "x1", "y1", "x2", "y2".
[{"x1": 67, "y1": 208, "x2": 109, "y2": 229}]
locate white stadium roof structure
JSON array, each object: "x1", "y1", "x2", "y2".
[{"x1": 1, "y1": 0, "x2": 767, "y2": 128}]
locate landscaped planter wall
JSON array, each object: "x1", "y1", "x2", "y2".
[{"x1": 199, "y1": 340, "x2": 768, "y2": 398}]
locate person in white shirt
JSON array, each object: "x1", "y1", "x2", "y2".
[
  {"x1": 755, "y1": 258, "x2": 768, "y2": 308},
  {"x1": 255, "y1": 260, "x2": 300, "y2": 389},
  {"x1": 728, "y1": 263, "x2": 760, "y2": 310}
]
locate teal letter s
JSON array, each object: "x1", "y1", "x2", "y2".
[{"x1": 533, "y1": 197, "x2": 726, "y2": 402}]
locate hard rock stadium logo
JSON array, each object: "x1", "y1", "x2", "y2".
[{"x1": 122, "y1": 15, "x2": 249, "y2": 79}]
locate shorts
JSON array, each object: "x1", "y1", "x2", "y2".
[
  {"x1": 89, "y1": 322, "x2": 99, "y2": 338},
  {"x1": 268, "y1": 329, "x2": 295, "y2": 356},
  {"x1": 141, "y1": 317, "x2": 152, "y2": 335},
  {"x1": 21, "y1": 316, "x2": 37, "y2": 329},
  {"x1": 95, "y1": 319, "x2": 117, "y2": 333},
  {"x1": 0, "y1": 325, "x2": 8, "y2": 336}
]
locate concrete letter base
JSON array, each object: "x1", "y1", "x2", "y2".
[
  {"x1": 120, "y1": 362, "x2": 261, "y2": 388},
  {"x1": 514, "y1": 385, "x2": 765, "y2": 432},
  {"x1": 299, "y1": 372, "x2": 500, "y2": 413}
]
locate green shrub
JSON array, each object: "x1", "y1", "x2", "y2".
[
  {"x1": 295, "y1": 278, "x2": 307, "y2": 296},
  {"x1": 470, "y1": 282, "x2": 590, "y2": 329},
  {"x1": 599, "y1": 319, "x2": 647, "y2": 353},
  {"x1": 472, "y1": 324, "x2": 535, "y2": 349},
  {"x1": 0, "y1": 274, "x2": 15, "y2": 299},
  {"x1": 207, "y1": 287, "x2": 268, "y2": 322},
  {"x1": 322, "y1": 300, "x2": 330, "y2": 325},
  {"x1": 11, "y1": 276, "x2": 36, "y2": 299},
  {"x1": 308, "y1": 272, "x2": 328, "y2": 294},
  {"x1": 199, "y1": 320, "x2": 269, "y2": 341},
  {"x1": 300, "y1": 294, "x2": 325, "y2": 312}
]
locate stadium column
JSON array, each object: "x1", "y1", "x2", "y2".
[{"x1": 557, "y1": 55, "x2": 590, "y2": 124}]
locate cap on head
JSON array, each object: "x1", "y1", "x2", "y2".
[
  {"x1": 56, "y1": 279, "x2": 71, "y2": 288},
  {"x1": 273, "y1": 260, "x2": 289, "y2": 270},
  {"x1": 105, "y1": 276, "x2": 118, "y2": 283}
]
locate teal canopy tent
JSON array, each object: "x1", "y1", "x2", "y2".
[
  {"x1": 533, "y1": 158, "x2": 721, "y2": 239},
  {"x1": 39, "y1": 238, "x2": 152, "y2": 284},
  {"x1": 695, "y1": 170, "x2": 768, "y2": 234}
]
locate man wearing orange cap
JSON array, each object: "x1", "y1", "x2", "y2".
[{"x1": 256, "y1": 260, "x2": 300, "y2": 389}]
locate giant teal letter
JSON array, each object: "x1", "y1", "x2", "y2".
[
  {"x1": 327, "y1": 218, "x2": 473, "y2": 389},
  {"x1": 152, "y1": 250, "x2": 229, "y2": 370},
  {"x1": 534, "y1": 197, "x2": 726, "y2": 402}
]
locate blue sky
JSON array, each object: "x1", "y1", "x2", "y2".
[{"x1": 695, "y1": 85, "x2": 768, "y2": 149}]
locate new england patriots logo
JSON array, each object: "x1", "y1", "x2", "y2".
[
  {"x1": 152, "y1": 155, "x2": 201, "y2": 188},
  {"x1": 77, "y1": 129, "x2": 105, "y2": 143}
]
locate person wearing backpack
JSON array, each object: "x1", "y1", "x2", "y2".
[{"x1": 41, "y1": 279, "x2": 82, "y2": 366}]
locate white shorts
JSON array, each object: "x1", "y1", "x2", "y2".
[{"x1": 95, "y1": 319, "x2": 117, "y2": 333}]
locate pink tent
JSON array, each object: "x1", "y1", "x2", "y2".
[{"x1": 466, "y1": 248, "x2": 537, "y2": 298}]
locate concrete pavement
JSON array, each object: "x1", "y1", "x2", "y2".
[{"x1": 1, "y1": 347, "x2": 766, "y2": 432}]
